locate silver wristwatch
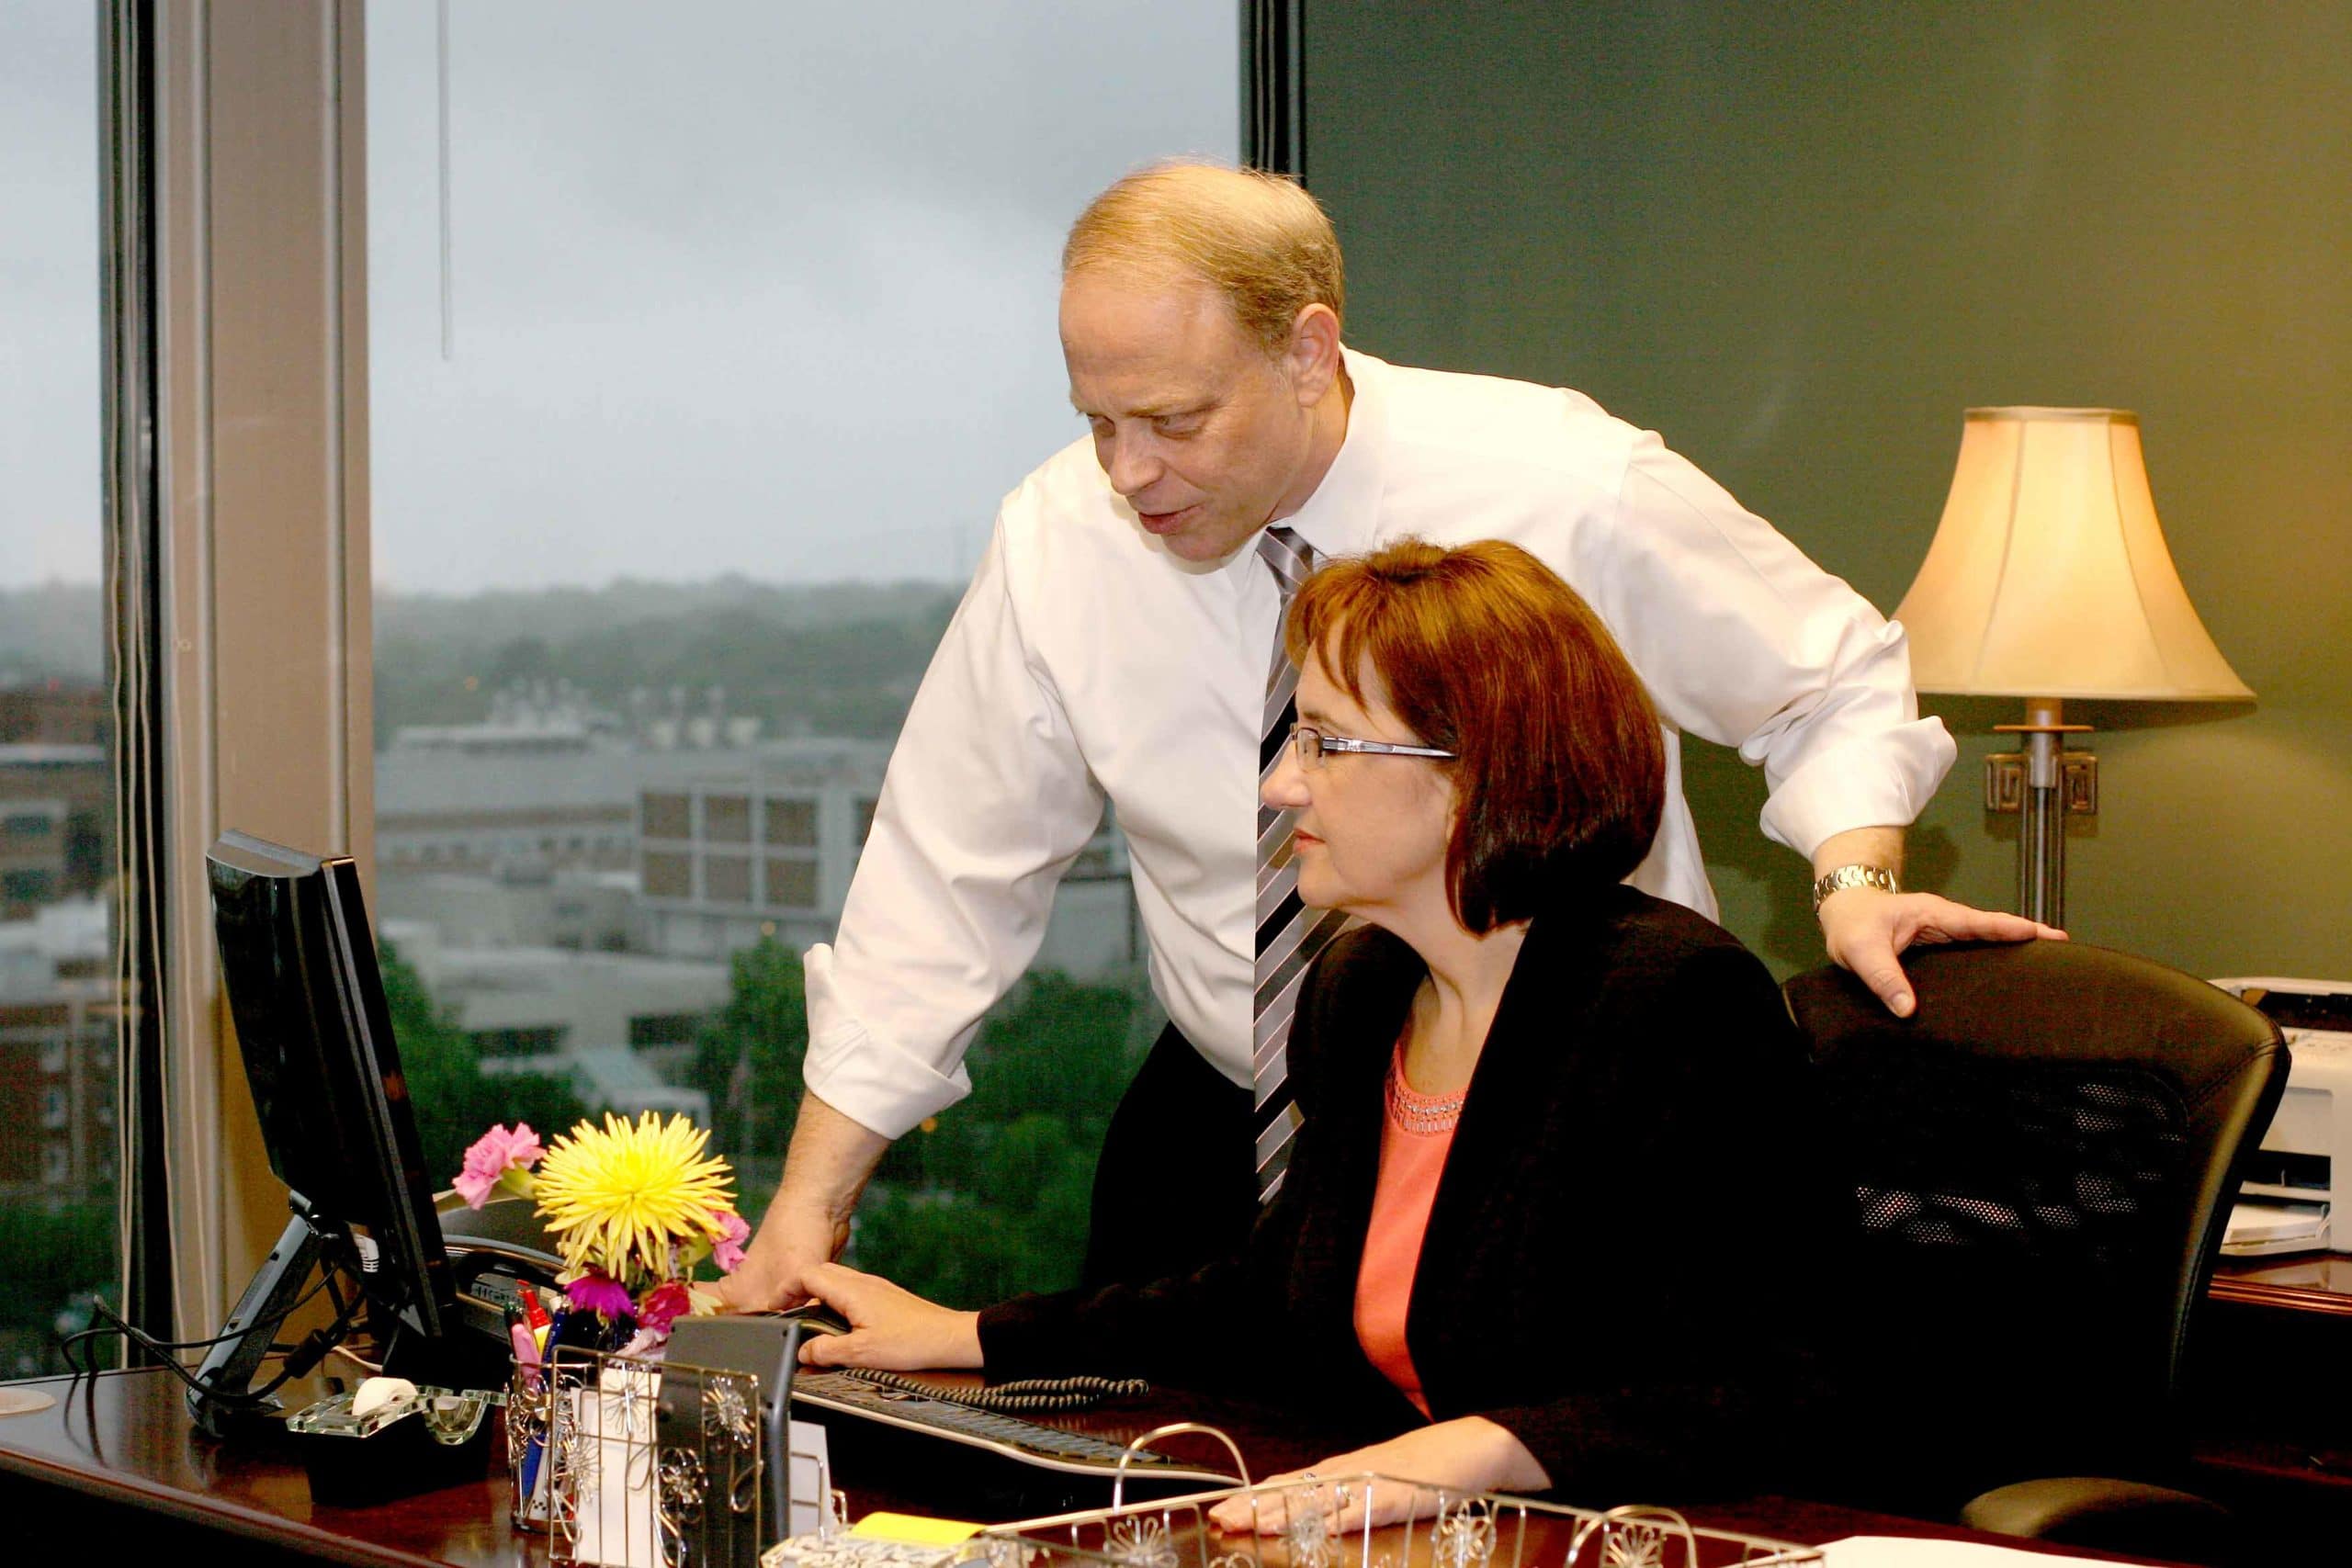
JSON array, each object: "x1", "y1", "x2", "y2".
[{"x1": 1811, "y1": 863, "x2": 1899, "y2": 913}]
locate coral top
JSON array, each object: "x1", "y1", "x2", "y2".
[{"x1": 1351, "y1": 1040, "x2": 1464, "y2": 1418}]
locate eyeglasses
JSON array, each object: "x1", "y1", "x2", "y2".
[{"x1": 1290, "y1": 724, "x2": 1457, "y2": 771}]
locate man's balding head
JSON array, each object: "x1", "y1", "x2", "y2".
[{"x1": 1063, "y1": 162, "x2": 1344, "y2": 357}]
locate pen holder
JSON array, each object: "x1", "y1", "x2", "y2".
[
  {"x1": 511, "y1": 1344, "x2": 657, "y2": 1558},
  {"x1": 509, "y1": 1347, "x2": 560, "y2": 1531},
  {"x1": 510, "y1": 1340, "x2": 607, "y2": 1534}
]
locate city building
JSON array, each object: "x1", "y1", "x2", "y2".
[
  {"x1": 632, "y1": 739, "x2": 1140, "y2": 978},
  {"x1": 376, "y1": 736, "x2": 640, "y2": 878},
  {"x1": 382, "y1": 919, "x2": 732, "y2": 1085},
  {"x1": 632, "y1": 738, "x2": 887, "y2": 958},
  {"x1": 373, "y1": 866, "x2": 637, "y2": 954},
  {"x1": 0, "y1": 898, "x2": 117, "y2": 1202},
  {"x1": 0, "y1": 741, "x2": 109, "y2": 919},
  {"x1": 480, "y1": 1045, "x2": 711, "y2": 1127}
]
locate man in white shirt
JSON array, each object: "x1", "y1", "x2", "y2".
[{"x1": 722, "y1": 163, "x2": 2056, "y2": 1309}]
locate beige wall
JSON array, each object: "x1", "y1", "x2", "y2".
[{"x1": 1308, "y1": 2, "x2": 2352, "y2": 981}]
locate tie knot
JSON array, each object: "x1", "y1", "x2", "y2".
[{"x1": 1257, "y1": 526, "x2": 1317, "y2": 600}]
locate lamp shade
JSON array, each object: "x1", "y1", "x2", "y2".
[{"x1": 1894, "y1": 407, "x2": 2252, "y2": 701}]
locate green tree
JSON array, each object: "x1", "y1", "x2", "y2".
[
  {"x1": 678, "y1": 939, "x2": 1149, "y2": 1306},
  {"x1": 904, "y1": 971, "x2": 1141, "y2": 1193},
  {"x1": 687, "y1": 938, "x2": 809, "y2": 1172},
  {"x1": 854, "y1": 1190, "x2": 1013, "y2": 1305},
  {"x1": 487, "y1": 635, "x2": 555, "y2": 687},
  {"x1": 379, "y1": 940, "x2": 590, "y2": 1186},
  {"x1": 860, "y1": 969, "x2": 1146, "y2": 1303},
  {"x1": 0, "y1": 1197, "x2": 118, "y2": 1376}
]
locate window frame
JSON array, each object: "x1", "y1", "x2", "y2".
[{"x1": 130, "y1": 0, "x2": 374, "y2": 1340}]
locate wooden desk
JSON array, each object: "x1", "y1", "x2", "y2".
[
  {"x1": 0, "y1": 1370, "x2": 532, "y2": 1568},
  {"x1": 2191, "y1": 1252, "x2": 2352, "y2": 1532},
  {"x1": 2211, "y1": 1251, "x2": 2352, "y2": 1318},
  {"x1": 0, "y1": 1367, "x2": 2161, "y2": 1568}
]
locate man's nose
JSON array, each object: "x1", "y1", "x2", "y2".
[{"x1": 1102, "y1": 431, "x2": 1163, "y2": 498}]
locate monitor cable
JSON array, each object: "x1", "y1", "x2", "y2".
[{"x1": 57, "y1": 1255, "x2": 363, "y2": 1409}]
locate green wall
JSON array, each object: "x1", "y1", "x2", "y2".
[{"x1": 1307, "y1": 2, "x2": 2352, "y2": 981}]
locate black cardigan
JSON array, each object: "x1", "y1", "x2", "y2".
[{"x1": 978, "y1": 886, "x2": 1826, "y2": 1502}]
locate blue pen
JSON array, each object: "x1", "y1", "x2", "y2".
[{"x1": 517, "y1": 1306, "x2": 571, "y2": 1513}]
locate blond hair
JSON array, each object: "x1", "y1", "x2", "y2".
[{"x1": 1063, "y1": 161, "x2": 1344, "y2": 355}]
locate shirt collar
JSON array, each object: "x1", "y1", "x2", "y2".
[
  {"x1": 1216, "y1": 346, "x2": 1391, "y2": 587},
  {"x1": 1281, "y1": 346, "x2": 1389, "y2": 563}
]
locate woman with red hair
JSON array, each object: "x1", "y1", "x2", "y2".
[{"x1": 797, "y1": 539, "x2": 1822, "y2": 1522}]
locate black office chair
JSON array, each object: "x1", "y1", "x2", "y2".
[{"x1": 1783, "y1": 940, "x2": 2286, "y2": 1564}]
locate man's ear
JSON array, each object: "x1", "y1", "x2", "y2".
[{"x1": 1284, "y1": 303, "x2": 1342, "y2": 408}]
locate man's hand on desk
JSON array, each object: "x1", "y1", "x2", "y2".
[
  {"x1": 1205, "y1": 1419, "x2": 1550, "y2": 1535},
  {"x1": 714, "y1": 1201, "x2": 846, "y2": 1314},
  {"x1": 1818, "y1": 888, "x2": 2064, "y2": 1020},
  {"x1": 718, "y1": 1092, "x2": 892, "y2": 1312},
  {"x1": 791, "y1": 1261, "x2": 983, "y2": 1372}
]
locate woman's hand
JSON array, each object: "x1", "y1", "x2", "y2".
[
  {"x1": 794, "y1": 1260, "x2": 984, "y2": 1371},
  {"x1": 1205, "y1": 1418, "x2": 1549, "y2": 1534}
]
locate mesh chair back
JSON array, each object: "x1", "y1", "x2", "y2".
[{"x1": 1784, "y1": 941, "x2": 2284, "y2": 1507}]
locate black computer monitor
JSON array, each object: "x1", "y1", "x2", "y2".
[{"x1": 190, "y1": 830, "x2": 463, "y2": 1434}]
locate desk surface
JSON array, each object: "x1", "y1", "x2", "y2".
[
  {"x1": 2210, "y1": 1251, "x2": 2352, "y2": 1317},
  {"x1": 0, "y1": 1368, "x2": 2135, "y2": 1568}
]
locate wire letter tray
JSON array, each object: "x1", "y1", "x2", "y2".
[
  {"x1": 511, "y1": 1343, "x2": 842, "y2": 1568},
  {"x1": 755, "y1": 1427, "x2": 1817, "y2": 1568}
]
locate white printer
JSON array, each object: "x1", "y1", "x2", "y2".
[{"x1": 2211, "y1": 976, "x2": 2352, "y2": 1257}]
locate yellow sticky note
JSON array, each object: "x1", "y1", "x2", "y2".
[{"x1": 850, "y1": 1513, "x2": 983, "y2": 1545}]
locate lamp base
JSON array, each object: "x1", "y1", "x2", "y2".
[
  {"x1": 1986, "y1": 699, "x2": 2096, "y2": 928},
  {"x1": 1984, "y1": 751, "x2": 2098, "y2": 815}
]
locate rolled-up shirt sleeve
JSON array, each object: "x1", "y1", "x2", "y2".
[
  {"x1": 801, "y1": 514, "x2": 1106, "y2": 1140},
  {"x1": 1591, "y1": 433, "x2": 1955, "y2": 860}
]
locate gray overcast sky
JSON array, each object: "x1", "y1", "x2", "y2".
[
  {"x1": 368, "y1": 1, "x2": 1236, "y2": 592},
  {"x1": 0, "y1": 1, "x2": 1235, "y2": 592},
  {"x1": 0, "y1": 3, "x2": 99, "y2": 588}
]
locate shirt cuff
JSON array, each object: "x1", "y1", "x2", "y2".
[
  {"x1": 1756, "y1": 718, "x2": 1958, "y2": 860},
  {"x1": 800, "y1": 942, "x2": 975, "y2": 1141}
]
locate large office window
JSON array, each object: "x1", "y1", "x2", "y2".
[
  {"x1": 0, "y1": 6, "x2": 124, "y2": 1375},
  {"x1": 367, "y1": 2, "x2": 1235, "y2": 1302}
]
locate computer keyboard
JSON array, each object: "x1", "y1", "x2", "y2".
[{"x1": 788, "y1": 1371, "x2": 1238, "y2": 1486}]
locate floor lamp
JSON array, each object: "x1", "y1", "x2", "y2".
[{"x1": 1893, "y1": 408, "x2": 2251, "y2": 928}]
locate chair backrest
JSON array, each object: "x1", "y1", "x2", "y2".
[{"x1": 1783, "y1": 940, "x2": 2285, "y2": 1507}]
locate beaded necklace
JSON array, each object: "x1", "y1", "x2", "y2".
[{"x1": 1385, "y1": 1037, "x2": 1466, "y2": 1134}]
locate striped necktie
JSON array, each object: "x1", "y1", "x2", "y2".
[{"x1": 1254, "y1": 526, "x2": 1350, "y2": 1200}]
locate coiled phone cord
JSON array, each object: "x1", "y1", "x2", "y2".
[{"x1": 840, "y1": 1367, "x2": 1148, "y2": 1413}]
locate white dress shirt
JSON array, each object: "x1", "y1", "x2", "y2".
[{"x1": 802, "y1": 349, "x2": 1955, "y2": 1139}]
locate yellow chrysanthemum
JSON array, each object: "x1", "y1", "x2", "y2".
[{"x1": 531, "y1": 1111, "x2": 735, "y2": 1287}]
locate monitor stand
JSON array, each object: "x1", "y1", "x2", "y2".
[
  {"x1": 187, "y1": 1201, "x2": 331, "y2": 1440},
  {"x1": 190, "y1": 1193, "x2": 570, "y2": 1439}
]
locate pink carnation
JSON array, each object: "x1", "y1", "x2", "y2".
[
  {"x1": 712, "y1": 1210, "x2": 751, "y2": 1275},
  {"x1": 454, "y1": 1122, "x2": 545, "y2": 1209},
  {"x1": 638, "y1": 1280, "x2": 693, "y2": 1335}
]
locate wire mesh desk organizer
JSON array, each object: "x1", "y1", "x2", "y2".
[
  {"x1": 753, "y1": 1425, "x2": 1817, "y2": 1568},
  {"x1": 512, "y1": 1342, "x2": 843, "y2": 1568}
]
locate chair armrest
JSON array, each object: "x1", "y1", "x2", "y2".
[{"x1": 1962, "y1": 1477, "x2": 2232, "y2": 1562}]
